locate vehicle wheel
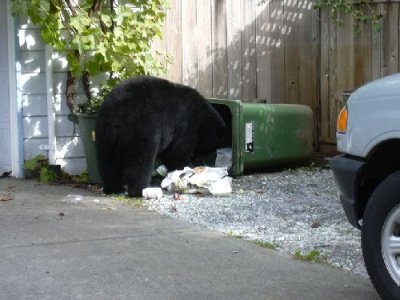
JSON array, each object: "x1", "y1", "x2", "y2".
[{"x1": 362, "y1": 171, "x2": 400, "y2": 300}]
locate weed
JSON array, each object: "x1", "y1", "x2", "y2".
[
  {"x1": 72, "y1": 170, "x2": 90, "y2": 183},
  {"x1": 300, "y1": 162, "x2": 318, "y2": 171},
  {"x1": 24, "y1": 155, "x2": 47, "y2": 172},
  {"x1": 253, "y1": 240, "x2": 278, "y2": 250},
  {"x1": 226, "y1": 230, "x2": 243, "y2": 239},
  {"x1": 39, "y1": 167, "x2": 57, "y2": 183},
  {"x1": 113, "y1": 195, "x2": 146, "y2": 209},
  {"x1": 24, "y1": 155, "x2": 48, "y2": 179},
  {"x1": 293, "y1": 249, "x2": 323, "y2": 263}
]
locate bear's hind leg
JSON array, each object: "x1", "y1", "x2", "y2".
[
  {"x1": 99, "y1": 161, "x2": 124, "y2": 195},
  {"x1": 123, "y1": 147, "x2": 158, "y2": 197}
]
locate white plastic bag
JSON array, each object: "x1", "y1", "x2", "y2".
[
  {"x1": 215, "y1": 147, "x2": 233, "y2": 169},
  {"x1": 161, "y1": 166, "x2": 232, "y2": 195}
]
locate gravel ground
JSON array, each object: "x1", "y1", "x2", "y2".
[{"x1": 143, "y1": 157, "x2": 368, "y2": 278}]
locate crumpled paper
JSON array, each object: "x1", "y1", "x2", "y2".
[{"x1": 161, "y1": 166, "x2": 232, "y2": 196}]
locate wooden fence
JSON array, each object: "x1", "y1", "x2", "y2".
[{"x1": 153, "y1": 0, "x2": 400, "y2": 149}]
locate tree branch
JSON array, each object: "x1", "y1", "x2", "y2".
[
  {"x1": 82, "y1": 71, "x2": 92, "y2": 102},
  {"x1": 89, "y1": 0, "x2": 102, "y2": 16},
  {"x1": 66, "y1": 71, "x2": 76, "y2": 113},
  {"x1": 64, "y1": 0, "x2": 77, "y2": 16}
]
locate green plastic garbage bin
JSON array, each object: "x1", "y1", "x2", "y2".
[
  {"x1": 73, "y1": 113, "x2": 102, "y2": 184},
  {"x1": 206, "y1": 99, "x2": 313, "y2": 176}
]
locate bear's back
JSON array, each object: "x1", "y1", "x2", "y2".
[{"x1": 101, "y1": 76, "x2": 206, "y2": 118}]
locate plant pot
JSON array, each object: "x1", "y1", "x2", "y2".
[
  {"x1": 48, "y1": 164, "x2": 62, "y2": 176},
  {"x1": 70, "y1": 113, "x2": 102, "y2": 184}
]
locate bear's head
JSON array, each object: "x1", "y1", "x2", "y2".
[{"x1": 194, "y1": 105, "x2": 226, "y2": 157}]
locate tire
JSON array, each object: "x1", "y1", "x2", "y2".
[{"x1": 362, "y1": 171, "x2": 400, "y2": 300}]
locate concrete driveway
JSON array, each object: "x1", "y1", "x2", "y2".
[{"x1": 0, "y1": 178, "x2": 379, "y2": 300}]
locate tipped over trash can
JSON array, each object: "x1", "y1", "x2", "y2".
[{"x1": 202, "y1": 99, "x2": 314, "y2": 176}]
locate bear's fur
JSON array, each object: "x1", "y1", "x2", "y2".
[{"x1": 95, "y1": 76, "x2": 226, "y2": 197}]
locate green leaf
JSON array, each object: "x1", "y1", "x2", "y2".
[
  {"x1": 101, "y1": 14, "x2": 112, "y2": 27},
  {"x1": 11, "y1": 0, "x2": 169, "y2": 113},
  {"x1": 86, "y1": 59, "x2": 101, "y2": 75}
]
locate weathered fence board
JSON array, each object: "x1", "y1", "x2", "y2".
[
  {"x1": 241, "y1": 0, "x2": 257, "y2": 99},
  {"x1": 155, "y1": 0, "x2": 400, "y2": 148},
  {"x1": 197, "y1": 0, "x2": 213, "y2": 97}
]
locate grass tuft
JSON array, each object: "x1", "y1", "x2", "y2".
[
  {"x1": 293, "y1": 249, "x2": 323, "y2": 263},
  {"x1": 226, "y1": 230, "x2": 243, "y2": 239},
  {"x1": 253, "y1": 240, "x2": 278, "y2": 250},
  {"x1": 113, "y1": 196, "x2": 146, "y2": 209}
]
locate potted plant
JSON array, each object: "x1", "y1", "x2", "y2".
[{"x1": 11, "y1": 0, "x2": 169, "y2": 183}]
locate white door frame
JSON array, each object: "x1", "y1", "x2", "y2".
[{"x1": 7, "y1": 0, "x2": 23, "y2": 177}]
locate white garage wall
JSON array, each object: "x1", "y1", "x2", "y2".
[{"x1": 17, "y1": 17, "x2": 87, "y2": 175}]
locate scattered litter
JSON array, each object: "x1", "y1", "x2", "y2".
[
  {"x1": 208, "y1": 177, "x2": 232, "y2": 196},
  {"x1": 102, "y1": 207, "x2": 116, "y2": 210},
  {"x1": 0, "y1": 194, "x2": 13, "y2": 201},
  {"x1": 93, "y1": 199, "x2": 100, "y2": 203},
  {"x1": 152, "y1": 164, "x2": 168, "y2": 177},
  {"x1": 62, "y1": 194, "x2": 83, "y2": 203},
  {"x1": 155, "y1": 165, "x2": 168, "y2": 177},
  {"x1": 311, "y1": 221, "x2": 321, "y2": 228},
  {"x1": 142, "y1": 187, "x2": 163, "y2": 200},
  {"x1": 173, "y1": 193, "x2": 185, "y2": 200},
  {"x1": 215, "y1": 148, "x2": 232, "y2": 168},
  {"x1": 161, "y1": 166, "x2": 232, "y2": 196}
]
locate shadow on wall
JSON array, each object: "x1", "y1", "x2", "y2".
[
  {"x1": 158, "y1": 0, "x2": 317, "y2": 108},
  {"x1": 154, "y1": 0, "x2": 318, "y2": 153}
]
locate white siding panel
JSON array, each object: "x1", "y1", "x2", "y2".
[
  {"x1": 21, "y1": 72, "x2": 46, "y2": 95},
  {"x1": 23, "y1": 116, "x2": 47, "y2": 138},
  {"x1": 53, "y1": 72, "x2": 75, "y2": 94},
  {"x1": 54, "y1": 93, "x2": 86, "y2": 115},
  {"x1": 0, "y1": 75, "x2": 9, "y2": 119},
  {"x1": 0, "y1": 24, "x2": 7, "y2": 71},
  {"x1": 22, "y1": 94, "x2": 47, "y2": 116},
  {"x1": 24, "y1": 138, "x2": 48, "y2": 159},
  {"x1": 53, "y1": 73, "x2": 108, "y2": 96},
  {"x1": 52, "y1": 52, "x2": 69, "y2": 72},
  {"x1": 20, "y1": 51, "x2": 46, "y2": 72},
  {"x1": 58, "y1": 157, "x2": 87, "y2": 175},
  {"x1": 0, "y1": 128, "x2": 11, "y2": 172},
  {"x1": 54, "y1": 94, "x2": 70, "y2": 115},
  {"x1": 91, "y1": 73, "x2": 108, "y2": 91},
  {"x1": 18, "y1": 29, "x2": 45, "y2": 51},
  {"x1": 18, "y1": 16, "x2": 40, "y2": 29},
  {"x1": 55, "y1": 115, "x2": 78, "y2": 137},
  {"x1": 56, "y1": 136, "x2": 85, "y2": 158}
]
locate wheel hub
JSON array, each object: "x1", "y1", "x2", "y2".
[{"x1": 382, "y1": 203, "x2": 400, "y2": 286}]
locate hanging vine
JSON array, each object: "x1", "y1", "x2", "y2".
[
  {"x1": 258, "y1": 0, "x2": 383, "y2": 32},
  {"x1": 313, "y1": 0, "x2": 383, "y2": 32},
  {"x1": 11, "y1": 0, "x2": 169, "y2": 113}
]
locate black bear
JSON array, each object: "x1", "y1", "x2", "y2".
[{"x1": 95, "y1": 76, "x2": 226, "y2": 197}]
